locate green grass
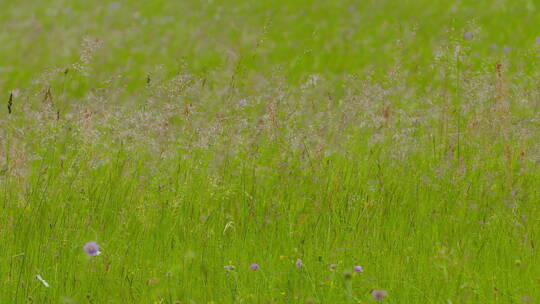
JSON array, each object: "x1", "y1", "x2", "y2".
[{"x1": 1, "y1": 0, "x2": 539, "y2": 303}]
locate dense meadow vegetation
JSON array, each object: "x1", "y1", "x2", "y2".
[{"x1": 1, "y1": 0, "x2": 539, "y2": 303}]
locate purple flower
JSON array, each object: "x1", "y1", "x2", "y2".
[
  {"x1": 536, "y1": 37, "x2": 540, "y2": 45},
  {"x1": 224, "y1": 265, "x2": 235, "y2": 274},
  {"x1": 249, "y1": 264, "x2": 259, "y2": 271},
  {"x1": 237, "y1": 99, "x2": 248, "y2": 107},
  {"x1": 371, "y1": 289, "x2": 388, "y2": 301},
  {"x1": 295, "y1": 259, "x2": 302, "y2": 269},
  {"x1": 83, "y1": 241, "x2": 101, "y2": 257},
  {"x1": 463, "y1": 31, "x2": 473, "y2": 41},
  {"x1": 353, "y1": 265, "x2": 364, "y2": 273}
]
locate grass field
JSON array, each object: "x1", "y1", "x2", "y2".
[{"x1": 1, "y1": 0, "x2": 539, "y2": 303}]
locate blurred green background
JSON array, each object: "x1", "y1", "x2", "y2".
[{"x1": 1, "y1": 0, "x2": 539, "y2": 92}]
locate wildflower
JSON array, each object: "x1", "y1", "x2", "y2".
[
  {"x1": 353, "y1": 265, "x2": 364, "y2": 273},
  {"x1": 536, "y1": 37, "x2": 540, "y2": 45},
  {"x1": 249, "y1": 264, "x2": 259, "y2": 271},
  {"x1": 224, "y1": 265, "x2": 235, "y2": 274},
  {"x1": 238, "y1": 99, "x2": 248, "y2": 107},
  {"x1": 329, "y1": 263, "x2": 337, "y2": 270},
  {"x1": 463, "y1": 31, "x2": 473, "y2": 41},
  {"x1": 371, "y1": 289, "x2": 388, "y2": 301},
  {"x1": 295, "y1": 259, "x2": 302, "y2": 269},
  {"x1": 84, "y1": 241, "x2": 101, "y2": 257},
  {"x1": 108, "y1": 2, "x2": 121, "y2": 11},
  {"x1": 503, "y1": 45, "x2": 510, "y2": 53}
]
